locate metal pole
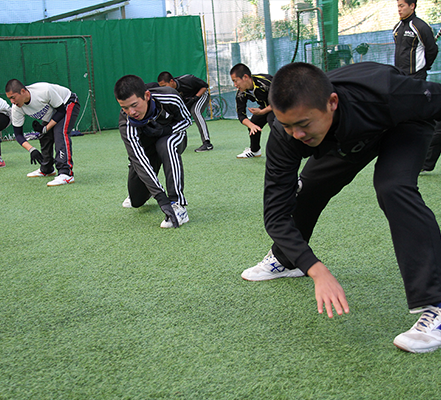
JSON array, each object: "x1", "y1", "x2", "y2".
[
  {"x1": 201, "y1": 14, "x2": 214, "y2": 119},
  {"x1": 211, "y1": 0, "x2": 223, "y2": 118},
  {"x1": 263, "y1": 0, "x2": 276, "y2": 75}
]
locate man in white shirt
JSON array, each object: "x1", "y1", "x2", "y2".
[{"x1": 5, "y1": 79, "x2": 80, "y2": 186}]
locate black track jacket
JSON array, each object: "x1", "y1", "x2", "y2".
[
  {"x1": 118, "y1": 86, "x2": 191, "y2": 200},
  {"x1": 235, "y1": 74, "x2": 272, "y2": 123},
  {"x1": 393, "y1": 12, "x2": 438, "y2": 78},
  {"x1": 174, "y1": 74, "x2": 209, "y2": 107},
  {"x1": 264, "y1": 62, "x2": 441, "y2": 274}
]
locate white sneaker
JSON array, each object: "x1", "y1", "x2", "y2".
[
  {"x1": 122, "y1": 196, "x2": 132, "y2": 208},
  {"x1": 27, "y1": 168, "x2": 56, "y2": 177},
  {"x1": 236, "y1": 147, "x2": 261, "y2": 158},
  {"x1": 160, "y1": 203, "x2": 189, "y2": 228},
  {"x1": 47, "y1": 174, "x2": 75, "y2": 186},
  {"x1": 393, "y1": 306, "x2": 441, "y2": 353},
  {"x1": 241, "y1": 250, "x2": 305, "y2": 281}
]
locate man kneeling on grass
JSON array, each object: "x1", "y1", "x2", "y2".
[
  {"x1": 241, "y1": 61, "x2": 441, "y2": 354},
  {"x1": 114, "y1": 75, "x2": 191, "y2": 228}
]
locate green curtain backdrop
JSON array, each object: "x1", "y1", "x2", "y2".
[{"x1": 0, "y1": 16, "x2": 206, "y2": 134}]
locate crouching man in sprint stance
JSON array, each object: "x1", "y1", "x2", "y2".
[
  {"x1": 241, "y1": 62, "x2": 441, "y2": 353},
  {"x1": 6, "y1": 79, "x2": 80, "y2": 186},
  {"x1": 114, "y1": 75, "x2": 191, "y2": 228}
]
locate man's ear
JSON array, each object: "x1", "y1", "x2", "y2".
[
  {"x1": 144, "y1": 90, "x2": 151, "y2": 101},
  {"x1": 328, "y1": 92, "x2": 338, "y2": 112}
]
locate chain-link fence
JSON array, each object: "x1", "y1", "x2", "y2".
[
  {"x1": 2, "y1": 0, "x2": 441, "y2": 123},
  {"x1": 192, "y1": 0, "x2": 441, "y2": 119}
]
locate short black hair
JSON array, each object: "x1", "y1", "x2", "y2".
[
  {"x1": 269, "y1": 62, "x2": 333, "y2": 113},
  {"x1": 230, "y1": 63, "x2": 252, "y2": 78},
  {"x1": 403, "y1": 0, "x2": 417, "y2": 8},
  {"x1": 114, "y1": 75, "x2": 146, "y2": 101},
  {"x1": 5, "y1": 79, "x2": 26, "y2": 94},
  {"x1": 157, "y1": 71, "x2": 173, "y2": 83}
]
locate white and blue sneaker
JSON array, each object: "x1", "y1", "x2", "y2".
[
  {"x1": 241, "y1": 250, "x2": 305, "y2": 281},
  {"x1": 160, "y1": 202, "x2": 189, "y2": 228},
  {"x1": 393, "y1": 306, "x2": 441, "y2": 353}
]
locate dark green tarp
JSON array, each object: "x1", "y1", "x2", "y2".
[{"x1": 0, "y1": 16, "x2": 206, "y2": 135}]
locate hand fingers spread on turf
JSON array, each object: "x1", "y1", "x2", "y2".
[{"x1": 316, "y1": 285, "x2": 349, "y2": 318}]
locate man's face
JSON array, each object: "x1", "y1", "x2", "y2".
[
  {"x1": 117, "y1": 91, "x2": 150, "y2": 120},
  {"x1": 6, "y1": 88, "x2": 29, "y2": 107},
  {"x1": 273, "y1": 93, "x2": 338, "y2": 147},
  {"x1": 397, "y1": 0, "x2": 414, "y2": 19},
  {"x1": 231, "y1": 73, "x2": 253, "y2": 92},
  {"x1": 158, "y1": 79, "x2": 177, "y2": 89}
]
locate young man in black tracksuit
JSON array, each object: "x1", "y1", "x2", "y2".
[
  {"x1": 393, "y1": 0, "x2": 441, "y2": 172},
  {"x1": 241, "y1": 61, "x2": 441, "y2": 354},
  {"x1": 230, "y1": 63, "x2": 274, "y2": 159},
  {"x1": 157, "y1": 72, "x2": 213, "y2": 153},
  {"x1": 114, "y1": 75, "x2": 192, "y2": 228},
  {"x1": 393, "y1": 0, "x2": 438, "y2": 80}
]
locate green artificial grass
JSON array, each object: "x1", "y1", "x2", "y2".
[{"x1": 1, "y1": 120, "x2": 441, "y2": 399}]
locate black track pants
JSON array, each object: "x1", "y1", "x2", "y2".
[
  {"x1": 249, "y1": 111, "x2": 275, "y2": 153},
  {"x1": 422, "y1": 121, "x2": 441, "y2": 171},
  {"x1": 128, "y1": 133, "x2": 187, "y2": 207},
  {"x1": 190, "y1": 92, "x2": 210, "y2": 144}
]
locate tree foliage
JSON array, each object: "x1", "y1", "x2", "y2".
[
  {"x1": 428, "y1": 0, "x2": 441, "y2": 24},
  {"x1": 340, "y1": 0, "x2": 368, "y2": 9},
  {"x1": 237, "y1": 0, "x2": 316, "y2": 42}
]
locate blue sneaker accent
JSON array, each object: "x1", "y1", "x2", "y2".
[
  {"x1": 241, "y1": 250, "x2": 305, "y2": 281},
  {"x1": 270, "y1": 262, "x2": 286, "y2": 273},
  {"x1": 394, "y1": 306, "x2": 441, "y2": 353}
]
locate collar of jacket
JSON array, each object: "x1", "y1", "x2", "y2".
[
  {"x1": 401, "y1": 11, "x2": 416, "y2": 22},
  {"x1": 128, "y1": 98, "x2": 159, "y2": 127}
]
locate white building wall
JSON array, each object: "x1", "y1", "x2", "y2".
[{"x1": 0, "y1": 0, "x2": 167, "y2": 24}]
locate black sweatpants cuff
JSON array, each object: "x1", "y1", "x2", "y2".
[{"x1": 154, "y1": 192, "x2": 171, "y2": 207}]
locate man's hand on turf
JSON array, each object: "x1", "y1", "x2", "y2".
[
  {"x1": 29, "y1": 147, "x2": 43, "y2": 164},
  {"x1": 307, "y1": 261, "x2": 349, "y2": 318},
  {"x1": 160, "y1": 203, "x2": 179, "y2": 228}
]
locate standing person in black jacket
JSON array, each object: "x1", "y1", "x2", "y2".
[
  {"x1": 241, "y1": 62, "x2": 441, "y2": 354},
  {"x1": 157, "y1": 72, "x2": 213, "y2": 153},
  {"x1": 393, "y1": 0, "x2": 438, "y2": 80},
  {"x1": 393, "y1": 0, "x2": 441, "y2": 173},
  {"x1": 114, "y1": 75, "x2": 191, "y2": 228},
  {"x1": 230, "y1": 63, "x2": 274, "y2": 159}
]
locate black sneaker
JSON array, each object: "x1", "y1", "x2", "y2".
[{"x1": 195, "y1": 142, "x2": 213, "y2": 152}]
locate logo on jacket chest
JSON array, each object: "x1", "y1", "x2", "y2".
[{"x1": 404, "y1": 30, "x2": 415, "y2": 38}]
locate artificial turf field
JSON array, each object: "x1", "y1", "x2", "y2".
[{"x1": 1, "y1": 119, "x2": 441, "y2": 399}]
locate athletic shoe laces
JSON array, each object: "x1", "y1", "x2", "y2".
[
  {"x1": 412, "y1": 308, "x2": 441, "y2": 333},
  {"x1": 258, "y1": 254, "x2": 286, "y2": 273}
]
